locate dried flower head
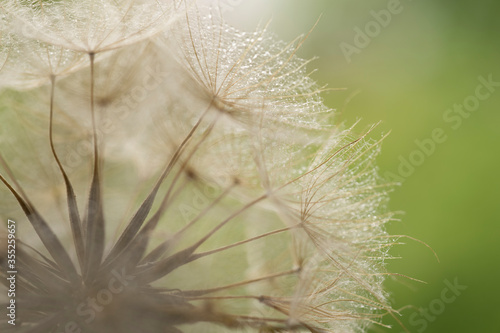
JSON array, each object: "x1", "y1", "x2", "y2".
[
  {"x1": 1, "y1": 0, "x2": 181, "y2": 54},
  {"x1": 0, "y1": 2, "x2": 399, "y2": 333}
]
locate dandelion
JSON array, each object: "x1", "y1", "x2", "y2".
[
  {"x1": 1, "y1": 0, "x2": 181, "y2": 54},
  {"x1": 0, "y1": 1, "x2": 399, "y2": 333}
]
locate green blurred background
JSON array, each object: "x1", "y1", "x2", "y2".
[{"x1": 228, "y1": 1, "x2": 500, "y2": 332}]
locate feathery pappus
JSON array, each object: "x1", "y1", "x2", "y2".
[{"x1": 0, "y1": 1, "x2": 400, "y2": 332}]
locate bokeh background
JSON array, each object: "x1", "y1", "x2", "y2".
[{"x1": 227, "y1": 1, "x2": 500, "y2": 332}]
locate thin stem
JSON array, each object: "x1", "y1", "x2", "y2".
[
  {"x1": 158, "y1": 96, "x2": 215, "y2": 184},
  {"x1": 83, "y1": 52, "x2": 105, "y2": 283},
  {"x1": 161, "y1": 113, "x2": 219, "y2": 206},
  {"x1": 48, "y1": 75, "x2": 85, "y2": 270},
  {"x1": 190, "y1": 223, "x2": 300, "y2": 261},
  {"x1": 0, "y1": 154, "x2": 29, "y2": 203},
  {"x1": 102, "y1": 103, "x2": 213, "y2": 266},
  {"x1": 190, "y1": 194, "x2": 267, "y2": 251},
  {"x1": 175, "y1": 182, "x2": 236, "y2": 239},
  {"x1": 173, "y1": 268, "x2": 300, "y2": 297},
  {"x1": 89, "y1": 53, "x2": 98, "y2": 165},
  {"x1": 135, "y1": 193, "x2": 269, "y2": 284}
]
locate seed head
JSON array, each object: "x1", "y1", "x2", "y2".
[{"x1": 0, "y1": 2, "x2": 398, "y2": 333}]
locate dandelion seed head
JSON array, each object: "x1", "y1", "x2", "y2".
[
  {"x1": 2, "y1": 0, "x2": 182, "y2": 54},
  {"x1": 0, "y1": 2, "x2": 399, "y2": 333},
  {"x1": 163, "y1": 9, "x2": 331, "y2": 128}
]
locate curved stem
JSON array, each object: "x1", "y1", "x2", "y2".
[{"x1": 48, "y1": 75, "x2": 85, "y2": 270}]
